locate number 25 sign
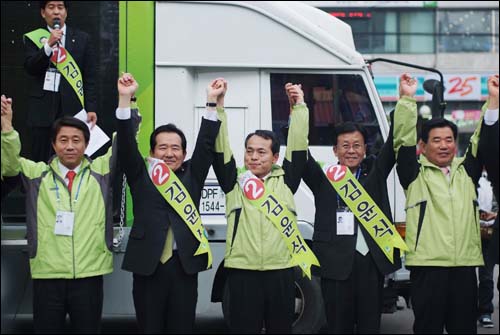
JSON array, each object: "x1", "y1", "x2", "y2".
[{"x1": 444, "y1": 75, "x2": 480, "y2": 101}]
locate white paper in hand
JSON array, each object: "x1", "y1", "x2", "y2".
[{"x1": 74, "y1": 109, "x2": 110, "y2": 156}]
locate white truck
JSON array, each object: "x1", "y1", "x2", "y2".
[{"x1": 1, "y1": 1, "x2": 410, "y2": 333}]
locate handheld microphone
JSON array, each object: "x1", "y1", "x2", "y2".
[
  {"x1": 53, "y1": 18, "x2": 61, "y2": 30},
  {"x1": 52, "y1": 18, "x2": 62, "y2": 48}
]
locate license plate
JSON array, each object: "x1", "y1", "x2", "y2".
[{"x1": 200, "y1": 184, "x2": 226, "y2": 215}]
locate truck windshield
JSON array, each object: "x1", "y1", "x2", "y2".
[{"x1": 271, "y1": 73, "x2": 383, "y2": 156}]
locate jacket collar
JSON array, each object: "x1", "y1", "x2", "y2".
[
  {"x1": 419, "y1": 154, "x2": 458, "y2": 173},
  {"x1": 269, "y1": 164, "x2": 285, "y2": 177},
  {"x1": 238, "y1": 164, "x2": 285, "y2": 179},
  {"x1": 48, "y1": 154, "x2": 91, "y2": 179}
]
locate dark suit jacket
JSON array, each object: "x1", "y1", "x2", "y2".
[
  {"x1": 118, "y1": 117, "x2": 221, "y2": 276},
  {"x1": 478, "y1": 118, "x2": 499, "y2": 205},
  {"x1": 478, "y1": 117, "x2": 499, "y2": 264},
  {"x1": 302, "y1": 122, "x2": 401, "y2": 280},
  {"x1": 23, "y1": 26, "x2": 97, "y2": 127}
]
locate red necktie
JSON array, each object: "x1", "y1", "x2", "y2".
[{"x1": 66, "y1": 171, "x2": 76, "y2": 192}]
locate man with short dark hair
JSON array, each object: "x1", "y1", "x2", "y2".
[
  {"x1": 24, "y1": 1, "x2": 97, "y2": 162},
  {"x1": 287, "y1": 81, "x2": 408, "y2": 334},
  {"x1": 212, "y1": 82, "x2": 318, "y2": 333},
  {"x1": 1, "y1": 94, "x2": 115, "y2": 333},
  {"x1": 393, "y1": 73, "x2": 499, "y2": 334},
  {"x1": 115, "y1": 73, "x2": 221, "y2": 333}
]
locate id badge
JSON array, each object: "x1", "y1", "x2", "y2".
[
  {"x1": 336, "y1": 209, "x2": 354, "y2": 235},
  {"x1": 43, "y1": 69, "x2": 61, "y2": 92},
  {"x1": 54, "y1": 211, "x2": 74, "y2": 236}
]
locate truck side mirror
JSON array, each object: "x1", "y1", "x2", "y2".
[{"x1": 423, "y1": 79, "x2": 446, "y2": 119}]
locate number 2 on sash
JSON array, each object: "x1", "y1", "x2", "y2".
[
  {"x1": 152, "y1": 163, "x2": 170, "y2": 186},
  {"x1": 244, "y1": 179, "x2": 264, "y2": 200},
  {"x1": 326, "y1": 165, "x2": 347, "y2": 182}
]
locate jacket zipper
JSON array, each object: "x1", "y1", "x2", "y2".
[
  {"x1": 448, "y1": 178, "x2": 457, "y2": 266},
  {"x1": 69, "y1": 179, "x2": 76, "y2": 279}
]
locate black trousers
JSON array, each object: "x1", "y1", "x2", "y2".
[
  {"x1": 30, "y1": 127, "x2": 54, "y2": 163},
  {"x1": 29, "y1": 94, "x2": 63, "y2": 163},
  {"x1": 410, "y1": 266, "x2": 478, "y2": 334},
  {"x1": 33, "y1": 276, "x2": 103, "y2": 334},
  {"x1": 478, "y1": 238, "x2": 495, "y2": 316},
  {"x1": 321, "y1": 252, "x2": 384, "y2": 334},
  {"x1": 226, "y1": 267, "x2": 295, "y2": 334},
  {"x1": 133, "y1": 253, "x2": 198, "y2": 334}
]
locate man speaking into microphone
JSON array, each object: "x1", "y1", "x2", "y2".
[{"x1": 23, "y1": 1, "x2": 97, "y2": 162}]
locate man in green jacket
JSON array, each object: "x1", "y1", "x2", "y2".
[
  {"x1": 212, "y1": 81, "x2": 318, "y2": 333},
  {"x1": 393, "y1": 73, "x2": 498, "y2": 334},
  {"x1": 1, "y1": 94, "x2": 115, "y2": 333}
]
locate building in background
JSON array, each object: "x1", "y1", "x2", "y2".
[{"x1": 305, "y1": 1, "x2": 499, "y2": 155}]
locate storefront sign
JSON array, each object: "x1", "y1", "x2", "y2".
[{"x1": 375, "y1": 74, "x2": 489, "y2": 102}]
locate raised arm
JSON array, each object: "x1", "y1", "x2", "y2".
[
  {"x1": 393, "y1": 73, "x2": 419, "y2": 189},
  {"x1": 370, "y1": 76, "x2": 417, "y2": 181},
  {"x1": 1, "y1": 95, "x2": 21, "y2": 177},
  {"x1": 369, "y1": 111, "x2": 396, "y2": 181},
  {"x1": 115, "y1": 73, "x2": 145, "y2": 181},
  {"x1": 1, "y1": 95, "x2": 13, "y2": 133},
  {"x1": 481, "y1": 75, "x2": 499, "y2": 199},
  {"x1": 188, "y1": 79, "x2": 223, "y2": 189},
  {"x1": 282, "y1": 83, "x2": 309, "y2": 193},
  {"x1": 469, "y1": 75, "x2": 499, "y2": 191},
  {"x1": 212, "y1": 79, "x2": 238, "y2": 193},
  {"x1": 1, "y1": 95, "x2": 46, "y2": 178}
]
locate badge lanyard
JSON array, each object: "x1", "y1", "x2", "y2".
[{"x1": 53, "y1": 169, "x2": 87, "y2": 210}]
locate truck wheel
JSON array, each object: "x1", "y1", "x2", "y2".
[
  {"x1": 221, "y1": 267, "x2": 326, "y2": 334},
  {"x1": 292, "y1": 267, "x2": 326, "y2": 334}
]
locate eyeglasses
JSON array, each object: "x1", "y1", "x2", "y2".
[{"x1": 338, "y1": 143, "x2": 364, "y2": 151}]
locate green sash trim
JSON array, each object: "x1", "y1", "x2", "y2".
[
  {"x1": 24, "y1": 28, "x2": 85, "y2": 108},
  {"x1": 148, "y1": 159, "x2": 212, "y2": 269},
  {"x1": 238, "y1": 171, "x2": 320, "y2": 279},
  {"x1": 324, "y1": 165, "x2": 408, "y2": 263}
]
